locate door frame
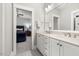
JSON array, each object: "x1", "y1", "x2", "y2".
[
  {"x1": 12, "y1": 4, "x2": 34, "y2": 55},
  {"x1": 71, "y1": 9, "x2": 79, "y2": 31}
]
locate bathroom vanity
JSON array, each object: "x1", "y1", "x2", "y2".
[
  {"x1": 37, "y1": 32, "x2": 79, "y2": 56},
  {"x1": 36, "y1": 3, "x2": 79, "y2": 56}
]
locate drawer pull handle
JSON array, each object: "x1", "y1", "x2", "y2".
[
  {"x1": 57, "y1": 43, "x2": 59, "y2": 45},
  {"x1": 60, "y1": 44, "x2": 62, "y2": 46}
]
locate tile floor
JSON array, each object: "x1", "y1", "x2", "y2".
[{"x1": 16, "y1": 36, "x2": 42, "y2": 56}]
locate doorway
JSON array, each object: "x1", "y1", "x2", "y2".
[
  {"x1": 13, "y1": 4, "x2": 34, "y2": 55},
  {"x1": 16, "y1": 8, "x2": 32, "y2": 55}
]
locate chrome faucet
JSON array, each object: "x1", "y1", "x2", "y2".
[
  {"x1": 64, "y1": 33, "x2": 71, "y2": 37},
  {"x1": 67, "y1": 33, "x2": 71, "y2": 37}
]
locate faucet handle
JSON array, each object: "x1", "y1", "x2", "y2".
[
  {"x1": 64, "y1": 33, "x2": 71, "y2": 37},
  {"x1": 68, "y1": 33, "x2": 71, "y2": 37}
]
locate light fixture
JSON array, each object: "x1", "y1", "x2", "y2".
[
  {"x1": 48, "y1": 5, "x2": 51, "y2": 9},
  {"x1": 45, "y1": 4, "x2": 52, "y2": 12},
  {"x1": 45, "y1": 8, "x2": 48, "y2": 12}
]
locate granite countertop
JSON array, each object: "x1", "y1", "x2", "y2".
[{"x1": 37, "y1": 32, "x2": 79, "y2": 47}]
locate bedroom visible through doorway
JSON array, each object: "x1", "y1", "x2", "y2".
[{"x1": 16, "y1": 8, "x2": 32, "y2": 55}]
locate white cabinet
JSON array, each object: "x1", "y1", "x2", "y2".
[
  {"x1": 37, "y1": 33, "x2": 79, "y2": 56},
  {"x1": 37, "y1": 34, "x2": 41, "y2": 50},
  {"x1": 50, "y1": 38, "x2": 60, "y2": 56},
  {"x1": 37, "y1": 34, "x2": 50, "y2": 56},
  {"x1": 50, "y1": 38, "x2": 79, "y2": 56},
  {"x1": 37, "y1": 34, "x2": 60, "y2": 56},
  {"x1": 51, "y1": 40, "x2": 79, "y2": 56},
  {"x1": 62, "y1": 42, "x2": 79, "y2": 56},
  {"x1": 57, "y1": 41, "x2": 79, "y2": 56}
]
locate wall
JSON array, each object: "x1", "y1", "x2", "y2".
[
  {"x1": 17, "y1": 8, "x2": 32, "y2": 31},
  {"x1": 0, "y1": 3, "x2": 12, "y2": 56},
  {"x1": 17, "y1": 17, "x2": 32, "y2": 31},
  {"x1": 17, "y1": 18, "x2": 31, "y2": 25},
  {"x1": 3, "y1": 3, "x2": 12, "y2": 55}
]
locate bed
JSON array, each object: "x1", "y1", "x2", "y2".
[{"x1": 16, "y1": 25, "x2": 26, "y2": 43}]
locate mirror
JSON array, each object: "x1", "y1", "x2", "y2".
[{"x1": 44, "y1": 3, "x2": 79, "y2": 31}]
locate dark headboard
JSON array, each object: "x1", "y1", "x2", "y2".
[{"x1": 17, "y1": 25, "x2": 24, "y2": 31}]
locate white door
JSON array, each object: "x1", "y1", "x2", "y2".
[
  {"x1": 50, "y1": 38, "x2": 60, "y2": 56},
  {"x1": 43, "y1": 36, "x2": 50, "y2": 56},
  {"x1": 37, "y1": 34, "x2": 41, "y2": 50},
  {"x1": 62, "y1": 42, "x2": 79, "y2": 56},
  {"x1": 37, "y1": 34, "x2": 44, "y2": 54}
]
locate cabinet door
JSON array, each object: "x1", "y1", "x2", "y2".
[
  {"x1": 63, "y1": 42, "x2": 79, "y2": 56},
  {"x1": 37, "y1": 34, "x2": 41, "y2": 50},
  {"x1": 37, "y1": 34, "x2": 46, "y2": 55},
  {"x1": 50, "y1": 38, "x2": 60, "y2": 56},
  {"x1": 43, "y1": 36, "x2": 50, "y2": 56}
]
